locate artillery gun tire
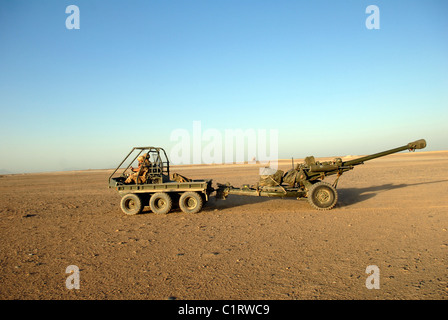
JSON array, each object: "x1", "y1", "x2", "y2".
[
  {"x1": 150, "y1": 192, "x2": 173, "y2": 214},
  {"x1": 307, "y1": 181, "x2": 338, "y2": 210},
  {"x1": 179, "y1": 192, "x2": 203, "y2": 214},
  {"x1": 120, "y1": 193, "x2": 143, "y2": 215}
]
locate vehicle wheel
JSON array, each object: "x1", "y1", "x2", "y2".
[
  {"x1": 307, "y1": 181, "x2": 338, "y2": 210},
  {"x1": 179, "y1": 192, "x2": 203, "y2": 214},
  {"x1": 120, "y1": 193, "x2": 143, "y2": 215},
  {"x1": 149, "y1": 192, "x2": 172, "y2": 214}
]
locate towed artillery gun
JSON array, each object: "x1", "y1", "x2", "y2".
[{"x1": 215, "y1": 139, "x2": 427, "y2": 210}]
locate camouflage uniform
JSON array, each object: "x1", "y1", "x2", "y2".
[{"x1": 125, "y1": 156, "x2": 150, "y2": 184}]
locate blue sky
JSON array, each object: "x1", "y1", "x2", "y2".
[{"x1": 0, "y1": 0, "x2": 447, "y2": 173}]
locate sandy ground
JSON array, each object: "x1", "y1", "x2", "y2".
[{"x1": 0, "y1": 150, "x2": 447, "y2": 300}]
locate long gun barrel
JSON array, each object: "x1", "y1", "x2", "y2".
[{"x1": 342, "y1": 139, "x2": 427, "y2": 167}]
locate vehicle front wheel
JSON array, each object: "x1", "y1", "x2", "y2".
[{"x1": 179, "y1": 192, "x2": 203, "y2": 214}]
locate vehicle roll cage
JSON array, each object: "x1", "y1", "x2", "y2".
[{"x1": 108, "y1": 147, "x2": 170, "y2": 185}]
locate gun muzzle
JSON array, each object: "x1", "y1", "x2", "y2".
[{"x1": 407, "y1": 139, "x2": 426, "y2": 150}]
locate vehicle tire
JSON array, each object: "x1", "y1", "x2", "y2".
[
  {"x1": 149, "y1": 192, "x2": 173, "y2": 214},
  {"x1": 120, "y1": 193, "x2": 143, "y2": 215},
  {"x1": 179, "y1": 192, "x2": 203, "y2": 214},
  {"x1": 307, "y1": 181, "x2": 338, "y2": 210}
]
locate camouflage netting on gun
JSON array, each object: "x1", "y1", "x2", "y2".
[
  {"x1": 172, "y1": 173, "x2": 191, "y2": 182},
  {"x1": 304, "y1": 156, "x2": 316, "y2": 166},
  {"x1": 258, "y1": 170, "x2": 284, "y2": 187},
  {"x1": 283, "y1": 168, "x2": 300, "y2": 187}
]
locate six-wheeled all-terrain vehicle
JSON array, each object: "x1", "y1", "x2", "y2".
[{"x1": 108, "y1": 146, "x2": 213, "y2": 215}]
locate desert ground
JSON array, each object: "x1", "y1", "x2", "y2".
[{"x1": 0, "y1": 150, "x2": 447, "y2": 300}]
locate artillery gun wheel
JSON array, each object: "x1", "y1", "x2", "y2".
[
  {"x1": 150, "y1": 192, "x2": 173, "y2": 214},
  {"x1": 120, "y1": 193, "x2": 143, "y2": 215},
  {"x1": 307, "y1": 181, "x2": 338, "y2": 210},
  {"x1": 179, "y1": 192, "x2": 203, "y2": 214}
]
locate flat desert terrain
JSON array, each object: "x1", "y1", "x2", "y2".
[{"x1": 0, "y1": 151, "x2": 447, "y2": 300}]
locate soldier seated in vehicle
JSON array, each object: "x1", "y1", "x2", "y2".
[{"x1": 124, "y1": 154, "x2": 151, "y2": 184}]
